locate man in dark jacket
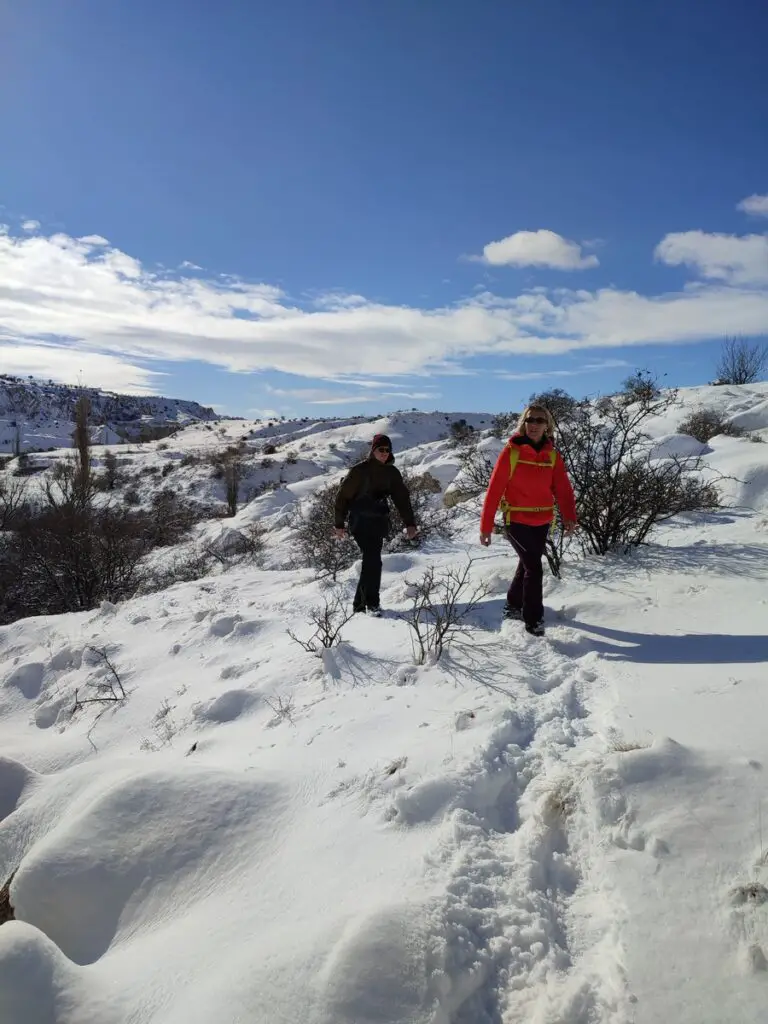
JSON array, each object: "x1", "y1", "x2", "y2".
[{"x1": 334, "y1": 434, "x2": 418, "y2": 615}]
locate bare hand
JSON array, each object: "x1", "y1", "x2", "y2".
[
  {"x1": 480, "y1": 533, "x2": 492, "y2": 547},
  {"x1": 405, "y1": 526, "x2": 418, "y2": 540},
  {"x1": 563, "y1": 522, "x2": 577, "y2": 535},
  {"x1": 334, "y1": 527, "x2": 347, "y2": 540}
]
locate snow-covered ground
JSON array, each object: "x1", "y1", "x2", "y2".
[{"x1": 1, "y1": 385, "x2": 768, "y2": 1023}]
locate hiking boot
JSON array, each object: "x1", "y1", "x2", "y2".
[
  {"x1": 367, "y1": 606, "x2": 383, "y2": 618},
  {"x1": 525, "y1": 620, "x2": 545, "y2": 637},
  {"x1": 502, "y1": 605, "x2": 523, "y2": 621}
]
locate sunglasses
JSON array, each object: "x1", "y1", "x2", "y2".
[
  {"x1": 375, "y1": 446, "x2": 391, "y2": 453},
  {"x1": 525, "y1": 416, "x2": 548, "y2": 425}
]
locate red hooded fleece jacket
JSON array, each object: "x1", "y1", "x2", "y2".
[{"x1": 480, "y1": 435, "x2": 577, "y2": 534}]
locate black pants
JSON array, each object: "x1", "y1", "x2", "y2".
[
  {"x1": 351, "y1": 523, "x2": 387, "y2": 611},
  {"x1": 504, "y1": 522, "x2": 550, "y2": 626}
]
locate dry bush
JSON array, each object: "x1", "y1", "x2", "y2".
[
  {"x1": 491, "y1": 411, "x2": 520, "y2": 439},
  {"x1": 449, "y1": 419, "x2": 476, "y2": 447},
  {"x1": 287, "y1": 591, "x2": 352, "y2": 655},
  {"x1": 294, "y1": 483, "x2": 358, "y2": 580},
  {"x1": 529, "y1": 388, "x2": 579, "y2": 425},
  {"x1": 0, "y1": 475, "x2": 28, "y2": 530},
  {"x1": 678, "y1": 409, "x2": 746, "y2": 443},
  {"x1": 0, "y1": 504, "x2": 153, "y2": 622},
  {"x1": 404, "y1": 557, "x2": 488, "y2": 664},
  {"x1": 557, "y1": 378, "x2": 722, "y2": 554}
]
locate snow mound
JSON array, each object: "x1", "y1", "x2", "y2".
[
  {"x1": 649, "y1": 433, "x2": 709, "y2": 460},
  {"x1": 0, "y1": 921, "x2": 120, "y2": 1024},
  {"x1": 0, "y1": 756, "x2": 39, "y2": 821},
  {"x1": 11, "y1": 767, "x2": 284, "y2": 965}
]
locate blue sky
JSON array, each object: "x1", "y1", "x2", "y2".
[{"x1": 1, "y1": 0, "x2": 767, "y2": 417}]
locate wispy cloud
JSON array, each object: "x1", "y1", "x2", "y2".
[
  {"x1": 21, "y1": 220, "x2": 40, "y2": 233},
  {"x1": 498, "y1": 358, "x2": 632, "y2": 381},
  {"x1": 0, "y1": 217, "x2": 767, "y2": 395},
  {"x1": 737, "y1": 194, "x2": 768, "y2": 219},
  {"x1": 180, "y1": 260, "x2": 203, "y2": 270},
  {"x1": 0, "y1": 342, "x2": 164, "y2": 394},
  {"x1": 472, "y1": 229, "x2": 599, "y2": 270}
]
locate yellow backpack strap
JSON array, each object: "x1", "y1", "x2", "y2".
[{"x1": 499, "y1": 444, "x2": 521, "y2": 522}]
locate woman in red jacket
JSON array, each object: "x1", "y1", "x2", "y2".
[{"x1": 480, "y1": 404, "x2": 577, "y2": 636}]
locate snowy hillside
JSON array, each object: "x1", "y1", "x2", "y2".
[
  {"x1": 0, "y1": 374, "x2": 220, "y2": 453},
  {"x1": 1, "y1": 385, "x2": 768, "y2": 1024}
]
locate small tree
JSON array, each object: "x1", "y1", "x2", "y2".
[
  {"x1": 715, "y1": 335, "x2": 768, "y2": 385},
  {"x1": 449, "y1": 418, "x2": 476, "y2": 447},
  {"x1": 224, "y1": 458, "x2": 243, "y2": 516},
  {"x1": 73, "y1": 395, "x2": 92, "y2": 509},
  {"x1": 103, "y1": 450, "x2": 119, "y2": 490},
  {"x1": 529, "y1": 388, "x2": 578, "y2": 425}
]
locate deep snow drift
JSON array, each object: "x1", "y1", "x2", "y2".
[{"x1": 1, "y1": 384, "x2": 767, "y2": 1024}]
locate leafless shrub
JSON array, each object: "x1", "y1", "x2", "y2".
[
  {"x1": 124, "y1": 485, "x2": 141, "y2": 506},
  {"x1": 103, "y1": 450, "x2": 119, "y2": 490},
  {"x1": 0, "y1": 475, "x2": 28, "y2": 530},
  {"x1": 224, "y1": 458, "x2": 243, "y2": 516},
  {"x1": 140, "y1": 545, "x2": 216, "y2": 592},
  {"x1": 203, "y1": 522, "x2": 265, "y2": 568},
  {"x1": 529, "y1": 388, "x2": 579, "y2": 425},
  {"x1": 678, "y1": 409, "x2": 746, "y2": 442},
  {"x1": 749, "y1": 433, "x2": 766, "y2": 443},
  {"x1": 491, "y1": 411, "x2": 520, "y2": 439},
  {"x1": 557, "y1": 379, "x2": 722, "y2": 555},
  {"x1": 387, "y1": 469, "x2": 456, "y2": 546},
  {"x1": 72, "y1": 646, "x2": 126, "y2": 713},
  {"x1": 449, "y1": 418, "x2": 476, "y2": 447},
  {"x1": 287, "y1": 591, "x2": 353, "y2": 655},
  {"x1": 145, "y1": 488, "x2": 213, "y2": 547},
  {"x1": 716, "y1": 335, "x2": 768, "y2": 385},
  {"x1": 404, "y1": 558, "x2": 489, "y2": 665},
  {"x1": 444, "y1": 447, "x2": 495, "y2": 508},
  {"x1": 0, "y1": 504, "x2": 153, "y2": 623},
  {"x1": 293, "y1": 483, "x2": 358, "y2": 580},
  {"x1": 263, "y1": 694, "x2": 295, "y2": 725}
]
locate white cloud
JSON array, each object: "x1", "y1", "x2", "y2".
[
  {"x1": 0, "y1": 342, "x2": 164, "y2": 394},
  {"x1": 737, "y1": 194, "x2": 768, "y2": 219},
  {"x1": 1, "y1": 223, "x2": 768, "y2": 395},
  {"x1": 180, "y1": 260, "x2": 203, "y2": 270},
  {"x1": 475, "y1": 229, "x2": 599, "y2": 270},
  {"x1": 655, "y1": 230, "x2": 768, "y2": 285},
  {"x1": 77, "y1": 234, "x2": 109, "y2": 246},
  {"x1": 21, "y1": 220, "x2": 40, "y2": 233}
]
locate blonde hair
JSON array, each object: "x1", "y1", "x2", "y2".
[{"x1": 515, "y1": 405, "x2": 556, "y2": 438}]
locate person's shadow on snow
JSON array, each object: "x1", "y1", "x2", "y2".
[{"x1": 556, "y1": 621, "x2": 768, "y2": 665}]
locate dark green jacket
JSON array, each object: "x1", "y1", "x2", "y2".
[{"x1": 334, "y1": 457, "x2": 416, "y2": 530}]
